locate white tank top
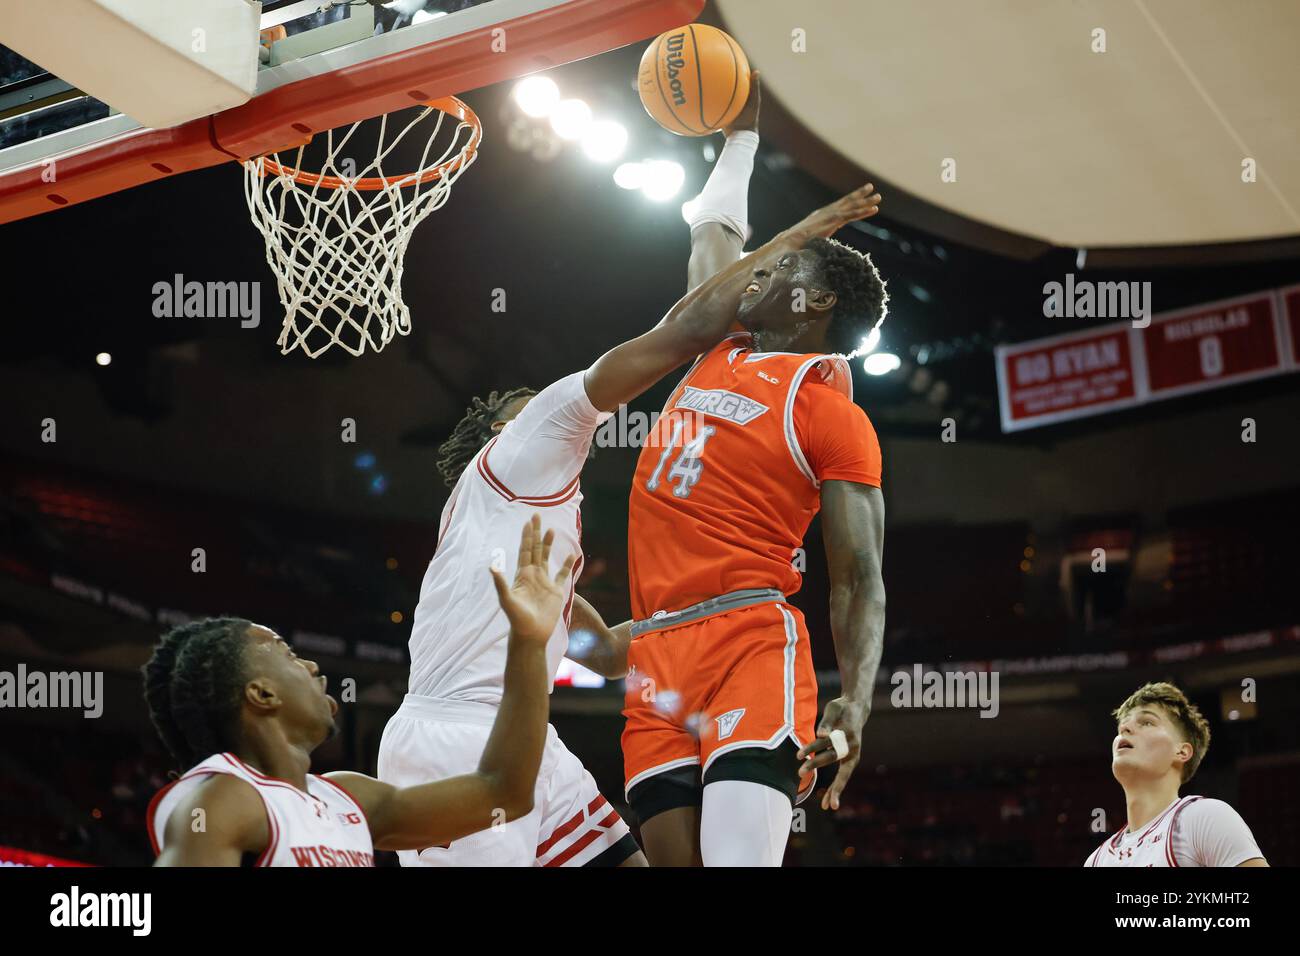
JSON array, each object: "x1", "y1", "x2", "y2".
[
  {"x1": 405, "y1": 372, "x2": 605, "y2": 704},
  {"x1": 1085, "y1": 795, "x2": 1201, "y2": 867},
  {"x1": 148, "y1": 753, "x2": 375, "y2": 867}
]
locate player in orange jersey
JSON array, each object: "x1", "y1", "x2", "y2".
[{"x1": 616, "y1": 77, "x2": 890, "y2": 865}]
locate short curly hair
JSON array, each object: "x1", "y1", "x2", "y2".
[
  {"x1": 805, "y1": 236, "x2": 889, "y2": 356},
  {"x1": 1113, "y1": 681, "x2": 1212, "y2": 783},
  {"x1": 436, "y1": 387, "x2": 537, "y2": 488}
]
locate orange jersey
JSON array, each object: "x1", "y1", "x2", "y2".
[{"x1": 628, "y1": 333, "x2": 883, "y2": 619}]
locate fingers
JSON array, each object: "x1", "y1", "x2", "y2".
[
  {"x1": 825, "y1": 763, "x2": 853, "y2": 812},
  {"x1": 516, "y1": 514, "x2": 536, "y2": 572},
  {"x1": 539, "y1": 527, "x2": 555, "y2": 568},
  {"x1": 798, "y1": 747, "x2": 842, "y2": 777},
  {"x1": 797, "y1": 736, "x2": 833, "y2": 761},
  {"x1": 553, "y1": 552, "x2": 578, "y2": 588},
  {"x1": 489, "y1": 566, "x2": 510, "y2": 605},
  {"x1": 531, "y1": 514, "x2": 545, "y2": 568}
]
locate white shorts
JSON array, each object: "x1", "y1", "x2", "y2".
[{"x1": 377, "y1": 694, "x2": 634, "y2": 867}]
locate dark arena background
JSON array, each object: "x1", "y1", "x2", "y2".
[{"x1": 1, "y1": 0, "x2": 1299, "y2": 885}]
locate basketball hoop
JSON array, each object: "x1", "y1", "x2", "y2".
[{"x1": 243, "y1": 97, "x2": 481, "y2": 358}]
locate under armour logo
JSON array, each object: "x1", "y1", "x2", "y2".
[{"x1": 715, "y1": 708, "x2": 745, "y2": 740}]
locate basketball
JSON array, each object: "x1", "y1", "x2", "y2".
[{"x1": 638, "y1": 24, "x2": 750, "y2": 136}]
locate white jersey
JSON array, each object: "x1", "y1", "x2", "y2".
[
  {"x1": 406, "y1": 371, "x2": 608, "y2": 703},
  {"x1": 1085, "y1": 795, "x2": 1264, "y2": 867},
  {"x1": 147, "y1": 753, "x2": 375, "y2": 867}
]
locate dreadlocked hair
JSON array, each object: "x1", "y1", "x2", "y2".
[
  {"x1": 142, "y1": 617, "x2": 253, "y2": 771},
  {"x1": 806, "y1": 236, "x2": 890, "y2": 357},
  {"x1": 436, "y1": 386, "x2": 537, "y2": 488}
]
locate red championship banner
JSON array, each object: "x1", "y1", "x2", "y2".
[
  {"x1": 1139, "y1": 291, "x2": 1283, "y2": 399},
  {"x1": 997, "y1": 285, "x2": 1298, "y2": 432},
  {"x1": 995, "y1": 325, "x2": 1138, "y2": 431},
  {"x1": 1281, "y1": 284, "x2": 1300, "y2": 366}
]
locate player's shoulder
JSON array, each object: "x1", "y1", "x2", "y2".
[
  {"x1": 155, "y1": 766, "x2": 264, "y2": 833},
  {"x1": 1177, "y1": 796, "x2": 1240, "y2": 824}
]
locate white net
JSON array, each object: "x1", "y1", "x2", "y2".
[{"x1": 243, "y1": 100, "x2": 480, "y2": 358}]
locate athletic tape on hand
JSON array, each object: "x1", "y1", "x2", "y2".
[{"x1": 829, "y1": 729, "x2": 849, "y2": 761}]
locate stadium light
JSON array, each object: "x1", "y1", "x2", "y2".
[
  {"x1": 640, "y1": 160, "x2": 685, "y2": 201},
  {"x1": 581, "y1": 120, "x2": 628, "y2": 162},
  {"x1": 550, "y1": 98, "x2": 592, "y2": 140},
  {"x1": 512, "y1": 76, "x2": 560, "y2": 118},
  {"x1": 863, "y1": 352, "x2": 901, "y2": 376},
  {"x1": 857, "y1": 327, "x2": 881, "y2": 355},
  {"x1": 614, "y1": 162, "x2": 645, "y2": 190},
  {"x1": 95, "y1": 352, "x2": 111, "y2": 366}
]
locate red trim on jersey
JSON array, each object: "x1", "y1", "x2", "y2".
[
  {"x1": 1137, "y1": 798, "x2": 1182, "y2": 841},
  {"x1": 435, "y1": 483, "x2": 462, "y2": 555},
  {"x1": 587, "y1": 794, "x2": 608, "y2": 816},
  {"x1": 544, "y1": 828, "x2": 604, "y2": 867},
  {"x1": 1165, "y1": 796, "x2": 1201, "y2": 867},
  {"x1": 476, "y1": 436, "x2": 582, "y2": 507},
  {"x1": 316, "y1": 774, "x2": 371, "y2": 830},
  {"x1": 222, "y1": 753, "x2": 314, "y2": 803},
  {"x1": 596, "y1": 810, "x2": 620, "y2": 829},
  {"x1": 145, "y1": 779, "x2": 181, "y2": 857},
  {"x1": 536, "y1": 808, "x2": 586, "y2": 857}
]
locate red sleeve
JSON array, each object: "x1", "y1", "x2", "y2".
[{"x1": 794, "y1": 381, "x2": 882, "y2": 487}]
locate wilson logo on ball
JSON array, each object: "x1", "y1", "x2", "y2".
[{"x1": 638, "y1": 24, "x2": 751, "y2": 137}]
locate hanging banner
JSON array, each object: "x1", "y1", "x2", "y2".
[
  {"x1": 996, "y1": 287, "x2": 1295, "y2": 432},
  {"x1": 1140, "y1": 291, "x2": 1282, "y2": 399}
]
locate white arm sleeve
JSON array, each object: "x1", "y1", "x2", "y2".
[
  {"x1": 482, "y1": 371, "x2": 610, "y2": 497},
  {"x1": 1173, "y1": 799, "x2": 1265, "y2": 867},
  {"x1": 684, "y1": 130, "x2": 758, "y2": 241}
]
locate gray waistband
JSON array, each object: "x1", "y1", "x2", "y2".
[{"x1": 630, "y1": 588, "x2": 785, "y2": 637}]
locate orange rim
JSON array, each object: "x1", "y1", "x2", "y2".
[{"x1": 258, "y1": 96, "x2": 481, "y2": 191}]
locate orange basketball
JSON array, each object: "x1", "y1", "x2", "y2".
[{"x1": 638, "y1": 24, "x2": 750, "y2": 137}]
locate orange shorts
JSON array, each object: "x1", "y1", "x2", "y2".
[{"x1": 621, "y1": 600, "x2": 818, "y2": 802}]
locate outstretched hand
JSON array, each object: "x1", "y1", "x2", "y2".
[
  {"x1": 722, "y1": 70, "x2": 761, "y2": 136},
  {"x1": 786, "y1": 183, "x2": 883, "y2": 243},
  {"x1": 490, "y1": 514, "x2": 576, "y2": 644}
]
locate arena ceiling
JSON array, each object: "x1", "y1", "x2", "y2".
[{"x1": 715, "y1": 0, "x2": 1300, "y2": 257}]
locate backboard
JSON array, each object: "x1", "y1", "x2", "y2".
[{"x1": 0, "y1": 0, "x2": 703, "y2": 224}]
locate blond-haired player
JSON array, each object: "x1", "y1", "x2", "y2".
[{"x1": 1085, "y1": 681, "x2": 1267, "y2": 867}]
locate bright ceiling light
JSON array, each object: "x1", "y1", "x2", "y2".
[
  {"x1": 550, "y1": 98, "x2": 592, "y2": 140},
  {"x1": 858, "y1": 327, "x2": 881, "y2": 355},
  {"x1": 640, "y1": 160, "x2": 685, "y2": 201},
  {"x1": 581, "y1": 120, "x2": 628, "y2": 162},
  {"x1": 614, "y1": 162, "x2": 645, "y2": 190},
  {"x1": 863, "y1": 352, "x2": 902, "y2": 376},
  {"x1": 95, "y1": 352, "x2": 111, "y2": 367},
  {"x1": 513, "y1": 76, "x2": 560, "y2": 118}
]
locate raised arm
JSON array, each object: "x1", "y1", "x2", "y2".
[
  {"x1": 583, "y1": 183, "x2": 882, "y2": 412},
  {"x1": 328, "y1": 516, "x2": 574, "y2": 851},
  {"x1": 686, "y1": 73, "x2": 762, "y2": 292},
  {"x1": 797, "y1": 480, "x2": 886, "y2": 810}
]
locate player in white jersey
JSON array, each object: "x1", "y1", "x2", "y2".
[
  {"x1": 373, "y1": 177, "x2": 856, "y2": 865},
  {"x1": 144, "y1": 517, "x2": 577, "y2": 866},
  {"x1": 1085, "y1": 681, "x2": 1267, "y2": 867}
]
